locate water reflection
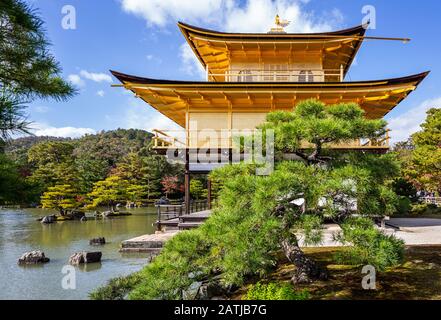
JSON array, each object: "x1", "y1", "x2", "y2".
[{"x1": 0, "y1": 207, "x2": 156, "y2": 300}]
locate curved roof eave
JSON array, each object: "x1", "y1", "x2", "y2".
[
  {"x1": 177, "y1": 21, "x2": 368, "y2": 77},
  {"x1": 110, "y1": 70, "x2": 430, "y2": 89},
  {"x1": 177, "y1": 21, "x2": 368, "y2": 39}
]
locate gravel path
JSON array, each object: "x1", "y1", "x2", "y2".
[{"x1": 301, "y1": 218, "x2": 441, "y2": 247}]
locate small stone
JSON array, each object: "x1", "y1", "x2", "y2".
[
  {"x1": 182, "y1": 281, "x2": 202, "y2": 300},
  {"x1": 70, "y1": 211, "x2": 86, "y2": 220},
  {"x1": 80, "y1": 216, "x2": 88, "y2": 222},
  {"x1": 18, "y1": 250, "x2": 50, "y2": 265},
  {"x1": 89, "y1": 237, "x2": 106, "y2": 245},
  {"x1": 41, "y1": 215, "x2": 56, "y2": 224},
  {"x1": 69, "y1": 251, "x2": 102, "y2": 265}
]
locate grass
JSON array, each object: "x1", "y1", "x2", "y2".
[{"x1": 231, "y1": 246, "x2": 441, "y2": 300}]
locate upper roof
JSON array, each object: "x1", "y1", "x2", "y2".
[
  {"x1": 111, "y1": 70, "x2": 429, "y2": 127},
  {"x1": 178, "y1": 22, "x2": 367, "y2": 81}
]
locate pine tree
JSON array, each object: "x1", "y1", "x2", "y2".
[
  {"x1": 41, "y1": 184, "x2": 79, "y2": 216},
  {"x1": 190, "y1": 179, "x2": 207, "y2": 200},
  {"x1": 0, "y1": 0, "x2": 75, "y2": 142},
  {"x1": 87, "y1": 176, "x2": 128, "y2": 211}
]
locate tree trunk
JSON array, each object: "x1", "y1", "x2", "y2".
[{"x1": 281, "y1": 234, "x2": 328, "y2": 284}]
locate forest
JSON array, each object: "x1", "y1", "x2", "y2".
[{"x1": 0, "y1": 129, "x2": 199, "y2": 210}]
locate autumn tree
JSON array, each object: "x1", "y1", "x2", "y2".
[
  {"x1": 161, "y1": 176, "x2": 179, "y2": 199},
  {"x1": 41, "y1": 184, "x2": 79, "y2": 216}
]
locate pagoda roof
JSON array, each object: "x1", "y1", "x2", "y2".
[
  {"x1": 178, "y1": 22, "x2": 367, "y2": 81},
  {"x1": 111, "y1": 70, "x2": 429, "y2": 128}
]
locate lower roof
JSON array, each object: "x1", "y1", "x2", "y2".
[{"x1": 111, "y1": 71, "x2": 429, "y2": 128}]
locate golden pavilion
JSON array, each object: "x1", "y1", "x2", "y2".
[{"x1": 111, "y1": 17, "x2": 428, "y2": 213}]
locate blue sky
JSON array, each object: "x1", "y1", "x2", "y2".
[{"x1": 27, "y1": 0, "x2": 441, "y2": 143}]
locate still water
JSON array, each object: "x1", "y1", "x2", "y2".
[{"x1": 0, "y1": 207, "x2": 157, "y2": 300}]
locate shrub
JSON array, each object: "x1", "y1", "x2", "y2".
[
  {"x1": 244, "y1": 282, "x2": 310, "y2": 300},
  {"x1": 129, "y1": 229, "x2": 211, "y2": 300},
  {"x1": 410, "y1": 203, "x2": 441, "y2": 215},
  {"x1": 334, "y1": 217, "x2": 405, "y2": 271},
  {"x1": 396, "y1": 196, "x2": 412, "y2": 215},
  {"x1": 89, "y1": 272, "x2": 142, "y2": 300}
]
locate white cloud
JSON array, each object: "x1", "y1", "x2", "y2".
[
  {"x1": 120, "y1": 0, "x2": 343, "y2": 33},
  {"x1": 179, "y1": 43, "x2": 206, "y2": 79},
  {"x1": 97, "y1": 90, "x2": 105, "y2": 97},
  {"x1": 224, "y1": 0, "x2": 342, "y2": 33},
  {"x1": 120, "y1": 0, "x2": 344, "y2": 76},
  {"x1": 120, "y1": 0, "x2": 224, "y2": 27},
  {"x1": 387, "y1": 97, "x2": 441, "y2": 144},
  {"x1": 123, "y1": 97, "x2": 182, "y2": 132},
  {"x1": 68, "y1": 74, "x2": 85, "y2": 87},
  {"x1": 79, "y1": 70, "x2": 112, "y2": 83},
  {"x1": 146, "y1": 54, "x2": 153, "y2": 60},
  {"x1": 33, "y1": 106, "x2": 50, "y2": 113},
  {"x1": 31, "y1": 123, "x2": 96, "y2": 138}
]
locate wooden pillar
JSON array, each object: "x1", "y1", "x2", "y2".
[
  {"x1": 184, "y1": 148, "x2": 190, "y2": 215},
  {"x1": 340, "y1": 64, "x2": 344, "y2": 82},
  {"x1": 207, "y1": 178, "x2": 212, "y2": 210}
]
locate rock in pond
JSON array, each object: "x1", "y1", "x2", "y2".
[
  {"x1": 41, "y1": 215, "x2": 56, "y2": 224},
  {"x1": 89, "y1": 237, "x2": 106, "y2": 245},
  {"x1": 69, "y1": 210, "x2": 86, "y2": 220},
  {"x1": 69, "y1": 251, "x2": 102, "y2": 265},
  {"x1": 18, "y1": 250, "x2": 50, "y2": 265},
  {"x1": 80, "y1": 216, "x2": 87, "y2": 222}
]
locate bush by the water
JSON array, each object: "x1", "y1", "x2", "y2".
[
  {"x1": 89, "y1": 273, "x2": 142, "y2": 300},
  {"x1": 334, "y1": 217, "x2": 405, "y2": 271},
  {"x1": 244, "y1": 282, "x2": 310, "y2": 300}
]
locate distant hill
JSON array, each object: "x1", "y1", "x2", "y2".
[{"x1": 5, "y1": 128, "x2": 154, "y2": 165}]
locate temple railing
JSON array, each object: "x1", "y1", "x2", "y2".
[
  {"x1": 152, "y1": 129, "x2": 390, "y2": 150},
  {"x1": 155, "y1": 200, "x2": 209, "y2": 231},
  {"x1": 152, "y1": 129, "x2": 186, "y2": 149},
  {"x1": 209, "y1": 68, "x2": 344, "y2": 83}
]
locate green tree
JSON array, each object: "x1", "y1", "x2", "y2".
[
  {"x1": 141, "y1": 155, "x2": 177, "y2": 199},
  {"x1": 113, "y1": 153, "x2": 179, "y2": 200},
  {"x1": 40, "y1": 184, "x2": 79, "y2": 216},
  {"x1": 0, "y1": 0, "x2": 75, "y2": 100},
  {"x1": 261, "y1": 99, "x2": 386, "y2": 164},
  {"x1": 88, "y1": 176, "x2": 128, "y2": 211},
  {"x1": 27, "y1": 141, "x2": 77, "y2": 189},
  {"x1": 126, "y1": 184, "x2": 148, "y2": 206},
  {"x1": 190, "y1": 179, "x2": 207, "y2": 200},
  {"x1": 123, "y1": 100, "x2": 403, "y2": 300},
  {"x1": 75, "y1": 158, "x2": 108, "y2": 194},
  {"x1": 402, "y1": 108, "x2": 441, "y2": 194},
  {"x1": 0, "y1": 90, "x2": 31, "y2": 140},
  {"x1": 0, "y1": 153, "x2": 38, "y2": 204},
  {"x1": 0, "y1": 0, "x2": 75, "y2": 144}
]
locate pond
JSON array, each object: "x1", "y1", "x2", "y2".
[{"x1": 0, "y1": 207, "x2": 157, "y2": 300}]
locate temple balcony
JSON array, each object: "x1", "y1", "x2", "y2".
[
  {"x1": 208, "y1": 68, "x2": 344, "y2": 83},
  {"x1": 151, "y1": 129, "x2": 390, "y2": 152}
]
